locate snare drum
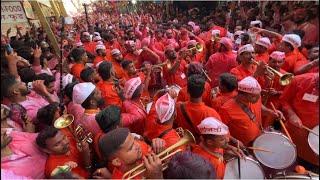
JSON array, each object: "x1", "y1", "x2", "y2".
[
  {"x1": 253, "y1": 131, "x2": 297, "y2": 169},
  {"x1": 308, "y1": 125, "x2": 319, "y2": 156},
  {"x1": 273, "y1": 172, "x2": 319, "y2": 179},
  {"x1": 224, "y1": 156, "x2": 265, "y2": 179}
]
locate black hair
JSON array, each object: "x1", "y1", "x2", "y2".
[
  {"x1": 36, "y1": 126, "x2": 59, "y2": 149},
  {"x1": 164, "y1": 151, "x2": 216, "y2": 179},
  {"x1": 187, "y1": 74, "x2": 205, "y2": 98},
  {"x1": 131, "y1": 84, "x2": 143, "y2": 100},
  {"x1": 95, "y1": 105, "x2": 121, "y2": 133},
  {"x1": 219, "y1": 73, "x2": 238, "y2": 92},
  {"x1": 64, "y1": 82, "x2": 78, "y2": 99},
  {"x1": 121, "y1": 60, "x2": 132, "y2": 69},
  {"x1": 98, "y1": 128, "x2": 130, "y2": 160},
  {"x1": 1, "y1": 74, "x2": 18, "y2": 98},
  {"x1": 70, "y1": 48, "x2": 86, "y2": 63},
  {"x1": 35, "y1": 73, "x2": 56, "y2": 87},
  {"x1": 98, "y1": 61, "x2": 112, "y2": 81},
  {"x1": 18, "y1": 67, "x2": 36, "y2": 84},
  {"x1": 292, "y1": 29, "x2": 305, "y2": 40},
  {"x1": 284, "y1": 41, "x2": 294, "y2": 51},
  {"x1": 80, "y1": 67, "x2": 95, "y2": 82},
  {"x1": 36, "y1": 103, "x2": 59, "y2": 128}
]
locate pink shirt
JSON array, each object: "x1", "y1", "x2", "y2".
[
  {"x1": 1, "y1": 169, "x2": 30, "y2": 180},
  {"x1": 205, "y1": 51, "x2": 238, "y2": 87},
  {"x1": 67, "y1": 101, "x2": 85, "y2": 124},
  {"x1": 19, "y1": 91, "x2": 49, "y2": 123},
  {"x1": 76, "y1": 109, "x2": 102, "y2": 136},
  {"x1": 121, "y1": 100, "x2": 147, "y2": 135},
  {"x1": 1, "y1": 131, "x2": 48, "y2": 178}
]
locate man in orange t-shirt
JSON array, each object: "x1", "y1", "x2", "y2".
[
  {"x1": 81, "y1": 32, "x2": 97, "y2": 55},
  {"x1": 177, "y1": 62, "x2": 211, "y2": 106},
  {"x1": 211, "y1": 73, "x2": 238, "y2": 113},
  {"x1": 254, "y1": 37, "x2": 271, "y2": 63},
  {"x1": 163, "y1": 47, "x2": 188, "y2": 88},
  {"x1": 98, "y1": 128, "x2": 166, "y2": 179},
  {"x1": 36, "y1": 127, "x2": 90, "y2": 178},
  {"x1": 96, "y1": 61, "x2": 123, "y2": 108},
  {"x1": 110, "y1": 49, "x2": 126, "y2": 80},
  {"x1": 93, "y1": 44, "x2": 109, "y2": 68},
  {"x1": 192, "y1": 117, "x2": 244, "y2": 179},
  {"x1": 230, "y1": 44, "x2": 266, "y2": 81},
  {"x1": 70, "y1": 48, "x2": 87, "y2": 80},
  {"x1": 144, "y1": 93, "x2": 181, "y2": 148},
  {"x1": 175, "y1": 74, "x2": 221, "y2": 139},
  {"x1": 278, "y1": 34, "x2": 302, "y2": 73},
  {"x1": 280, "y1": 73, "x2": 319, "y2": 166},
  {"x1": 220, "y1": 76, "x2": 282, "y2": 146}
]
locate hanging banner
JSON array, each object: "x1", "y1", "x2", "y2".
[
  {"x1": 22, "y1": 0, "x2": 35, "y2": 19},
  {"x1": 1, "y1": 1, "x2": 28, "y2": 23}
]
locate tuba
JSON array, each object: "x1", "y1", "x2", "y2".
[
  {"x1": 122, "y1": 129, "x2": 196, "y2": 179},
  {"x1": 251, "y1": 59, "x2": 294, "y2": 86},
  {"x1": 54, "y1": 114, "x2": 93, "y2": 144}
]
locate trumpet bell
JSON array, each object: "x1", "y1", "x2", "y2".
[
  {"x1": 54, "y1": 114, "x2": 74, "y2": 129},
  {"x1": 279, "y1": 73, "x2": 294, "y2": 86},
  {"x1": 195, "y1": 43, "x2": 203, "y2": 52}
]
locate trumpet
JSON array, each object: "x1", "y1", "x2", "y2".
[
  {"x1": 136, "y1": 61, "x2": 172, "y2": 71},
  {"x1": 122, "y1": 129, "x2": 196, "y2": 179},
  {"x1": 54, "y1": 114, "x2": 93, "y2": 144},
  {"x1": 187, "y1": 43, "x2": 203, "y2": 52},
  {"x1": 251, "y1": 59, "x2": 294, "y2": 86}
]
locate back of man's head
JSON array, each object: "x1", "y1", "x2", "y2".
[{"x1": 187, "y1": 74, "x2": 205, "y2": 98}]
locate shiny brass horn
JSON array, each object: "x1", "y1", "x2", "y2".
[
  {"x1": 122, "y1": 129, "x2": 196, "y2": 180},
  {"x1": 54, "y1": 114, "x2": 74, "y2": 129},
  {"x1": 251, "y1": 59, "x2": 294, "y2": 86},
  {"x1": 54, "y1": 114, "x2": 93, "y2": 144},
  {"x1": 137, "y1": 61, "x2": 171, "y2": 71},
  {"x1": 188, "y1": 43, "x2": 203, "y2": 52}
]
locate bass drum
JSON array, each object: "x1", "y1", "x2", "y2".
[
  {"x1": 308, "y1": 125, "x2": 319, "y2": 156},
  {"x1": 224, "y1": 156, "x2": 265, "y2": 179},
  {"x1": 273, "y1": 172, "x2": 319, "y2": 180}
]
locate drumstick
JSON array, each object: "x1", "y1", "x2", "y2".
[
  {"x1": 301, "y1": 125, "x2": 319, "y2": 136},
  {"x1": 201, "y1": 68, "x2": 212, "y2": 82},
  {"x1": 237, "y1": 142, "x2": 241, "y2": 179},
  {"x1": 270, "y1": 102, "x2": 293, "y2": 143},
  {"x1": 247, "y1": 147, "x2": 273, "y2": 153}
]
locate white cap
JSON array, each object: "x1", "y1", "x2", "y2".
[
  {"x1": 238, "y1": 76, "x2": 261, "y2": 95},
  {"x1": 234, "y1": 30, "x2": 244, "y2": 36},
  {"x1": 72, "y1": 82, "x2": 96, "y2": 104},
  {"x1": 96, "y1": 41, "x2": 104, "y2": 45},
  {"x1": 94, "y1": 32, "x2": 100, "y2": 36},
  {"x1": 124, "y1": 77, "x2": 142, "y2": 99},
  {"x1": 111, "y1": 49, "x2": 121, "y2": 56},
  {"x1": 255, "y1": 37, "x2": 271, "y2": 49},
  {"x1": 250, "y1": 20, "x2": 262, "y2": 28},
  {"x1": 188, "y1": 21, "x2": 196, "y2": 27},
  {"x1": 197, "y1": 117, "x2": 229, "y2": 135},
  {"x1": 270, "y1": 51, "x2": 285, "y2": 60},
  {"x1": 62, "y1": 73, "x2": 74, "y2": 89},
  {"x1": 282, "y1": 34, "x2": 301, "y2": 48},
  {"x1": 238, "y1": 44, "x2": 255, "y2": 55},
  {"x1": 212, "y1": 29, "x2": 221, "y2": 36},
  {"x1": 83, "y1": 32, "x2": 90, "y2": 36},
  {"x1": 93, "y1": 36, "x2": 102, "y2": 41},
  {"x1": 96, "y1": 44, "x2": 106, "y2": 51},
  {"x1": 155, "y1": 93, "x2": 175, "y2": 123}
]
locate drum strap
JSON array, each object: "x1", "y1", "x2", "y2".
[
  {"x1": 180, "y1": 103, "x2": 199, "y2": 135},
  {"x1": 158, "y1": 128, "x2": 173, "y2": 139},
  {"x1": 235, "y1": 99, "x2": 256, "y2": 122}
]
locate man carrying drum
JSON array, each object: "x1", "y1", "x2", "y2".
[{"x1": 280, "y1": 73, "x2": 319, "y2": 169}]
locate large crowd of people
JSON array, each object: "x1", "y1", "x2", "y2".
[{"x1": 1, "y1": 1, "x2": 319, "y2": 179}]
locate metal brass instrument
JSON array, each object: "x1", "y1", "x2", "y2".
[
  {"x1": 211, "y1": 86, "x2": 220, "y2": 100},
  {"x1": 187, "y1": 43, "x2": 203, "y2": 53},
  {"x1": 136, "y1": 61, "x2": 171, "y2": 71},
  {"x1": 251, "y1": 59, "x2": 294, "y2": 86},
  {"x1": 54, "y1": 114, "x2": 93, "y2": 144},
  {"x1": 122, "y1": 129, "x2": 196, "y2": 179}
]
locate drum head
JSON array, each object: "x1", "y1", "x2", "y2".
[
  {"x1": 224, "y1": 157, "x2": 265, "y2": 179},
  {"x1": 308, "y1": 125, "x2": 319, "y2": 155},
  {"x1": 253, "y1": 132, "x2": 297, "y2": 169},
  {"x1": 273, "y1": 172, "x2": 319, "y2": 180}
]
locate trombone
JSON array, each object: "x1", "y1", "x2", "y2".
[
  {"x1": 54, "y1": 114, "x2": 93, "y2": 144},
  {"x1": 251, "y1": 59, "x2": 294, "y2": 86},
  {"x1": 122, "y1": 129, "x2": 196, "y2": 179},
  {"x1": 188, "y1": 43, "x2": 203, "y2": 52}
]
